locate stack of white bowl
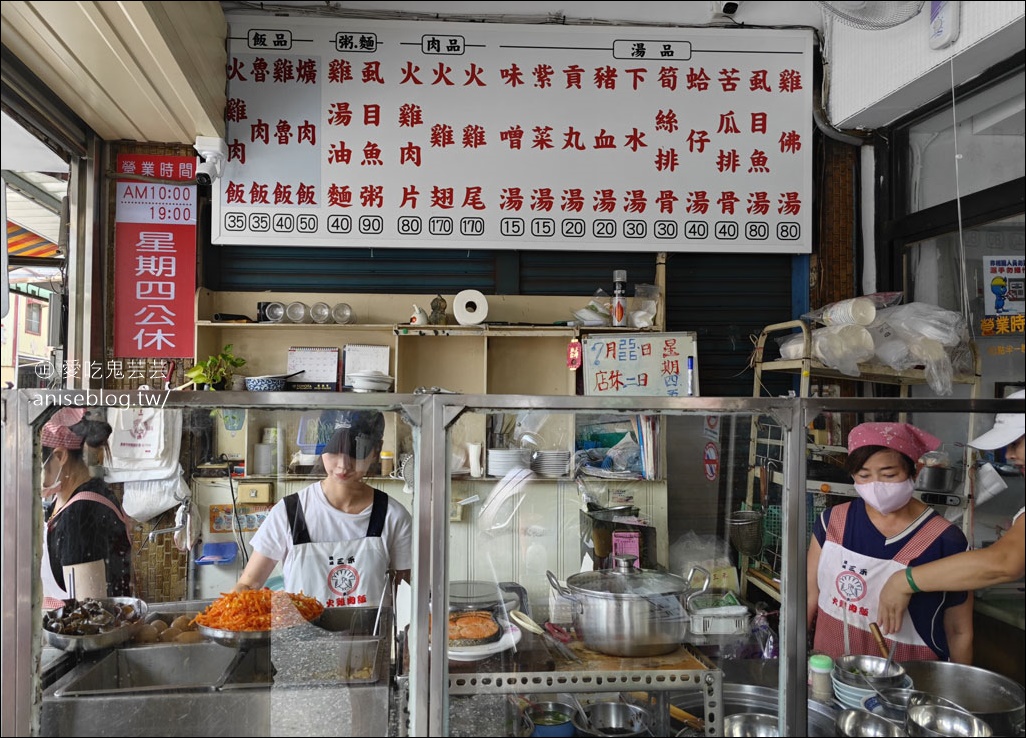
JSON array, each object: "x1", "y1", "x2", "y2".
[
  {"x1": 486, "y1": 448, "x2": 530, "y2": 477},
  {"x1": 530, "y1": 450, "x2": 571, "y2": 478},
  {"x1": 831, "y1": 672, "x2": 914, "y2": 711}
]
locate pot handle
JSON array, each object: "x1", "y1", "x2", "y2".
[{"x1": 546, "y1": 570, "x2": 573, "y2": 600}]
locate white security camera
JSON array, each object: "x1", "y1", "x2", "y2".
[
  {"x1": 194, "y1": 136, "x2": 227, "y2": 186},
  {"x1": 715, "y1": 1, "x2": 742, "y2": 15}
]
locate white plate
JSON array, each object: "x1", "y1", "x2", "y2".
[{"x1": 446, "y1": 625, "x2": 522, "y2": 662}]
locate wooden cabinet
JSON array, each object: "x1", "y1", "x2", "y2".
[{"x1": 195, "y1": 289, "x2": 637, "y2": 479}]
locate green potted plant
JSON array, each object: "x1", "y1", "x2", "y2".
[{"x1": 185, "y1": 344, "x2": 246, "y2": 390}]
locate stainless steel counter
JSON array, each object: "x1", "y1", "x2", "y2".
[{"x1": 40, "y1": 601, "x2": 398, "y2": 737}]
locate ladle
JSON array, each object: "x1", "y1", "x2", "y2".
[{"x1": 566, "y1": 693, "x2": 591, "y2": 731}]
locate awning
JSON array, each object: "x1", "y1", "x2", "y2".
[{"x1": 6, "y1": 220, "x2": 59, "y2": 259}]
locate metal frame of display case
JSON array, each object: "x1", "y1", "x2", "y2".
[{"x1": 4, "y1": 390, "x2": 1019, "y2": 738}]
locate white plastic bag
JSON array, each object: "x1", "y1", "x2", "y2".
[
  {"x1": 875, "y1": 303, "x2": 967, "y2": 347},
  {"x1": 122, "y1": 470, "x2": 190, "y2": 522}
]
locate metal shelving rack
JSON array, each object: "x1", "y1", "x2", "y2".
[{"x1": 741, "y1": 320, "x2": 982, "y2": 602}]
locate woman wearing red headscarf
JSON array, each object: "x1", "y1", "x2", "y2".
[
  {"x1": 40, "y1": 408, "x2": 132, "y2": 607},
  {"x1": 806, "y1": 422, "x2": 973, "y2": 663}
]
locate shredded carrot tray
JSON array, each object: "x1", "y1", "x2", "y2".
[{"x1": 193, "y1": 588, "x2": 325, "y2": 631}]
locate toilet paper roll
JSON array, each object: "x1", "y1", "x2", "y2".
[{"x1": 453, "y1": 289, "x2": 489, "y2": 325}]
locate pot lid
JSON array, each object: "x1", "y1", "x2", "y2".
[
  {"x1": 566, "y1": 556, "x2": 687, "y2": 597},
  {"x1": 449, "y1": 580, "x2": 519, "y2": 610}
]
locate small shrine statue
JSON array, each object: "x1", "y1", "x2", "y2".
[{"x1": 429, "y1": 294, "x2": 448, "y2": 325}]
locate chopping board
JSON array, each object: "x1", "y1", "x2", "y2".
[{"x1": 554, "y1": 641, "x2": 712, "y2": 672}]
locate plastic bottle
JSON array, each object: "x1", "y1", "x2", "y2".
[
  {"x1": 611, "y1": 269, "x2": 628, "y2": 327},
  {"x1": 808, "y1": 653, "x2": 834, "y2": 702}
]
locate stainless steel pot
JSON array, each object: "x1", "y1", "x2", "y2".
[
  {"x1": 546, "y1": 556, "x2": 709, "y2": 657},
  {"x1": 901, "y1": 661, "x2": 1024, "y2": 736}
]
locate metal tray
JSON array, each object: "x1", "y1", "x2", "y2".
[
  {"x1": 198, "y1": 612, "x2": 323, "y2": 648},
  {"x1": 196, "y1": 624, "x2": 272, "y2": 648},
  {"x1": 43, "y1": 597, "x2": 148, "y2": 652}
]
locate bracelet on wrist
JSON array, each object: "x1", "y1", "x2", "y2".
[{"x1": 905, "y1": 566, "x2": 922, "y2": 593}]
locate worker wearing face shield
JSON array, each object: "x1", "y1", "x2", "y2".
[{"x1": 233, "y1": 410, "x2": 412, "y2": 607}]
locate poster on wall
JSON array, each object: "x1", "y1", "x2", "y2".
[
  {"x1": 215, "y1": 16, "x2": 813, "y2": 253},
  {"x1": 113, "y1": 154, "x2": 197, "y2": 358},
  {"x1": 982, "y1": 254, "x2": 1024, "y2": 317}
]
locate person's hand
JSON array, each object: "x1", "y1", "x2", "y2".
[{"x1": 877, "y1": 569, "x2": 913, "y2": 635}]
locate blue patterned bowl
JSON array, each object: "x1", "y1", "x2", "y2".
[{"x1": 245, "y1": 375, "x2": 287, "y2": 392}]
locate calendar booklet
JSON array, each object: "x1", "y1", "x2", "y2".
[{"x1": 286, "y1": 346, "x2": 340, "y2": 391}]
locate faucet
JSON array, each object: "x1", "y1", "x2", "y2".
[
  {"x1": 147, "y1": 501, "x2": 190, "y2": 542},
  {"x1": 148, "y1": 522, "x2": 185, "y2": 542}
]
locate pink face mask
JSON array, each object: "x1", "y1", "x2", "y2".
[{"x1": 854, "y1": 479, "x2": 916, "y2": 514}]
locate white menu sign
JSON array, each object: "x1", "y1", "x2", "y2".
[{"x1": 216, "y1": 17, "x2": 813, "y2": 253}]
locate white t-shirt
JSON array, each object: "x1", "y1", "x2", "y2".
[{"x1": 250, "y1": 483, "x2": 413, "y2": 583}]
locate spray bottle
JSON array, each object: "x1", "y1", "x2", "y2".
[{"x1": 611, "y1": 269, "x2": 628, "y2": 327}]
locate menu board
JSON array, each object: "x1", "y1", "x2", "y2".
[
  {"x1": 582, "y1": 332, "x2": 698, "y2": 397},
  {"x1": 216, "y1": 17, "x2": 813, "y2": 253}
]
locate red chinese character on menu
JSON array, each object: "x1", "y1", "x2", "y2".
[
  {"x1": 656, "y1": 190, "x2": 678, "y2": 214},
  {"x1": 533, "y1": 64, "x2": 554, "y2": 88},
  {"x1": 779, "y1": 69, "x2": 803, "y2": 92},
  {"x1": 749, "y1": 69, "x2": 771, "y2": 92},
  {"x1": 686, "y1": 67, "x2": 710, "y2": 91},
  {"x1": 686, "y1": 191, "x2": 709, "y2": 215},
  {"x1": 561, "y1": 189, "x2": 585, "y2": 212},
  {"x1": 562, "y1": 127, "x2": 586, "y2": 151},
  {"x1": 748, "y1": 150, "x2": 770, "y2": 173},
  {"x1": 500, "y1": 188, "x2": 524, "y2": 211},
  {"x1": 531, "y1": 189, "x2": 554, "y2": 212},
  {"x1": 431, "y1": 124, "x2": 456, "y2": 148},
  {"x1": 655, "y1": 148, "x2": 678, "y2": 172},
  {"x1": 655, "y1": 109, "x2": 679, "y2": 133},
  {"x1": 501, "y1": 63, "x2": 525, "y2": 87},
  {"x1": 718, "y1": 67, "x2": 741, "y2": 91},
  {"x1": 658, "y1": 67, "x2": 679, "y2": 90},
  {"x1": 500, "y1": 125, "x2": 524, "y2": 150},
  {"x1": 718, "y1": 191, "x2": 740, "y2": 214},
  {"x1": 563, "y1": 64, "x2": 585, "y2": 89},
  {"x1": 777, "y1": 192, "x2": 802, "y2": 215},
  {"x1": 746, "y1": 192, "x2": 770, "y2": 215}
]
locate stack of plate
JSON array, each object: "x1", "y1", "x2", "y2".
[
  {"x1": 486, "y1": 448, "x2": 530, "y2": 477},
  {"x1": 831, "y1": 672, "x2": 913, "y2": 710},
  {"x1": 531, "y1": 450, "x2": 571, "y2": 478}
]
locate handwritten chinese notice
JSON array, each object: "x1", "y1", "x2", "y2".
[
  {"x1": 113, "y1": 154, "x2": 197, "y2": 358},
  {"x1": 582, "y1": 332, "x2": 698, "y2": 396},
  {"x1": 216, "y1": 17, "x2": 813, "y2": 253}
]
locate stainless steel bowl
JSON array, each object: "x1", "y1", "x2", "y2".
[
  {"x1": 836, "y1": 708, "x2": 908, "y2": 737},
  {"x1": 906, "y1": 704, "x2": 993, "y2": 737},
  {"x1": 834, "y1": 654, "x2": 907, "y2": 689},
  {"x1": 723, "y1": 712, "x2": 780, "y2": 737},
  {"x1": 875, "y1": 689, "x2": 969, "y2": 720}
]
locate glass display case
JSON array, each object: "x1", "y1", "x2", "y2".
[{"x1": 2, "y1": 389, "x2": 1020, "y2": 736}]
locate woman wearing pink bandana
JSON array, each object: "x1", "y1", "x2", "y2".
[
  {"x1": 40, "y1": 408, "x2": 132, "y2": 608},
  {"x1": 807, "y1": 422, "x2": 973, "y2": 663}
]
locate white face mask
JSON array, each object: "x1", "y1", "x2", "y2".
[
  {"x1": 41, "y1": 452, "x2": 64, "y2": 496},
  {"x1": 854, "y1": 479, "x2": 916, "y2": 514}
]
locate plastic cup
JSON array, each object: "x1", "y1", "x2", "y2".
[{"x1": 821, "y1": 297, "x2": 876, "y2": 326}]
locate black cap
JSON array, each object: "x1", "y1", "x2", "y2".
[{"x1": 320, "y1": 410, "x2": 385, "y2": 458}]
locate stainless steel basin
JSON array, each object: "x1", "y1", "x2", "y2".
[{"x1": 53, "y1": 643, "x2": 238, "y2": 696}]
